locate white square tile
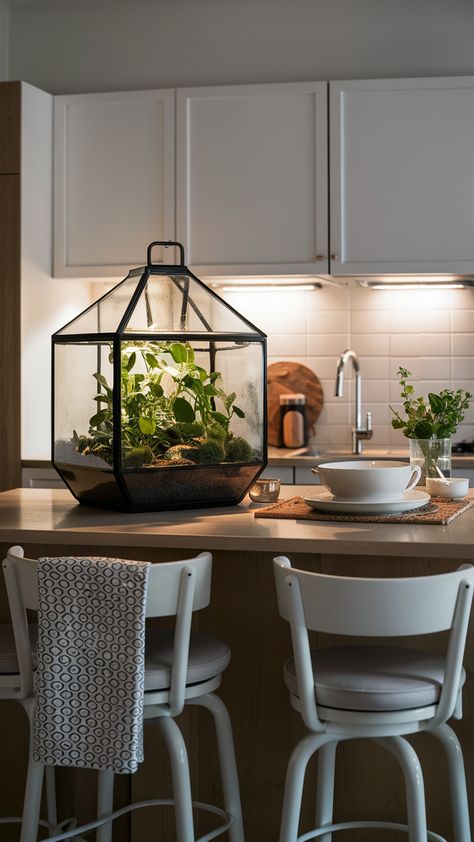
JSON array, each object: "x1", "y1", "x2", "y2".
[
  {"x1": 307, "y1": 284, "x2": 349, "y2": 312},
  {"x1": 451, "y1": 288, "x2": 474, "y2": 309},
  {"x1": 452, "y1": 334, "x2": 474, "y2": 356},
  {"x1": 417, "y1": 357, "x2": 452, "y2": 380},
  {"x1": 363, "y1": 380, "x2": 390, "y2": 403},
  {"x1": 451, "y1": 310, "x2": 474, "y2": 332},
  {"x1": 316, "y1": 402, "x2": 351, "y2": 425},
  {"x1": 307, "y1": 334, "x2": 350, "y2": 356},
  {"x1": 348, "y1": 285, "x2": 392, "y2": 311},
  {"x1": 267, "y1": 335, "x2": 307, "y2": 357},
  {"x1": 389, "y1": 309, "x2": 449, "y2": 333},
  {"x1": 453, "y1": 358, "x2": 474, "y2": 380},
  {"x1": 307, "y1": 356, "x2": 340, "y2": 379},
  {"x1": 352, "y1": 334, "x2": 390, "y2": 356},
  {"x1": 306, "y1": 310, "x2": 349, "y2": 335},
  {"x1": 350, "y1": 310, "x2": 389, "y2": 334},
  {"x1": 359, "y1": 357, "x2": 390, "y2": 379},
  {"x1": 418, "y1": 334, "x2": 451, "y2": 356},
  {"x1": 389, "y1": 334, "x2": 422, "y2": 356}
]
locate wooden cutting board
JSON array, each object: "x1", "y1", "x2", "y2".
[{"x1": 267, "y1": 361, "x2": 324, "y2": 446}]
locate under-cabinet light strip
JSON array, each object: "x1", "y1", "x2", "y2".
[{"x1": 217, "y1": 283, "x2": 321, "y2": 293}]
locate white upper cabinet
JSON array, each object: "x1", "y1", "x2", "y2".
[
  {"x1": 329, "y1": 77, "x2": 474, "y2": 275},
  {"x1": 176, "y1": 83, "x2": 328, "y2": 276},
  {"x1": 54, "y1": 90, "x2": 175, "y2": 277}
]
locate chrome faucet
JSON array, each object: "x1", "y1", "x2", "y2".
[{"x1": 335, "y1": 349, "x2": 373, "y2": 454}]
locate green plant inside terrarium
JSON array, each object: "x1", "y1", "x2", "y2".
[{"x1": 73, "y1": 340, "x2": 255, "y2": 468}]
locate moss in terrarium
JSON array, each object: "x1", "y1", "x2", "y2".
[
  {"x1": 74, "y1": 340, "x2": 257, "y2": 468},
  {"x1": 225, "y1": 436, "x2": 254, "y2": 463},
  {"x1": 123, "y1": 445, "x2": 154, "y2": 468}
]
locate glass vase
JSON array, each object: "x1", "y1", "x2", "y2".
[{"x1": 409, "y1": 437, "x2": 451, "y2": 485}]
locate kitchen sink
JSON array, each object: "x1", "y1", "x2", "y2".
[{"x1": 288, "y1": 446, "x2": 409, "y2": 461}]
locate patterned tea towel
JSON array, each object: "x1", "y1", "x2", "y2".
[{"x1": 33, "y1": 556, "x2": 150, "y2": 774}]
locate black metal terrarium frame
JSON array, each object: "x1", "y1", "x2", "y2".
[{"x1": 52, "y1": 241, "x2": 268, "y2": 512}]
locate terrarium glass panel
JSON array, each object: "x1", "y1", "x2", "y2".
[
  {"x1": 57, "y1": 273, "x2": 142, "y2": 335},
  {"x1": 123, "y1": 274, "x2": 256, "y2": 335},
  {"x1": 52, "y1": 241, "x2": 267, "y2": 512}
]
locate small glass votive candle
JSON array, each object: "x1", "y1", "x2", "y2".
[{"x1": 248, "y1": 478, "x2": 281, "y2": 503}]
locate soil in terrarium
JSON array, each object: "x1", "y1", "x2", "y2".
[{"x1": 71, "y1": 340, "x2": 259, "y2": 471}]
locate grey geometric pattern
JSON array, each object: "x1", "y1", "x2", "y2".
[{"x1": 33, "y1": 556, "x2": 150, "y2": 774}]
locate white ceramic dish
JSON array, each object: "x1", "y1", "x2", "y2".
[
  {"x1": 313, "y1": 460, "x2": 421, "y2": 501},
  {"x1": 303, "y1": 489, "x2": 431, "y2": 515},
  {"x1": 426, "y1": 477, "x2": 469, "y2": 499}
]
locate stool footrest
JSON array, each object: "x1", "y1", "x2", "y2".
[
  {"x1": 297, "y1": 820, "x2": 446, "y2": 841},
  {"x1": 41, "y1": 799, "x2": 233, "y2": 842}
]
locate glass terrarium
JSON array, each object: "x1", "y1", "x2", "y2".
[{"x1": 52, "y1": 241, "x2": 267, "y2": 511}]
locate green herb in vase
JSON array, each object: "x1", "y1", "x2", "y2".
[{"x1": 390, "y1": 366, "x2": 472, "y2": 482}]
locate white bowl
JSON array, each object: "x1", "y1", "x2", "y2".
[
  {"x1": 313, "y1": 460, "x2": 421, "y2": 502},
  {"x1": 426, "y1": 477, "x2": 469, "y2": 499}
]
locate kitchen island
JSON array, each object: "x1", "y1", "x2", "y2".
[{"x1": 0, "y1": 487, "x2": 473, "y2": 842}]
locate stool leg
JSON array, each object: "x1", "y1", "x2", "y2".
[
  {"x1": 157, "y1": 715, "x2": 195, "y2": 842},
  {"x1": 315, "y1": 740, "x2": 339, "y2": 842},
  {"x1": 45, "y1": 766, "x2": 58, "y2": 831},
  {"x1": 430, "y1": 723, "x2": 471, "y2": 842},
  {"x1": 97, "y1": 769, "x2": 115, "y2": 842},
  {"x1": 20, "y1": 698, "x2": 43, "y2": 842},
  {"x1": 280, "y1": 732, "x2": 336, "y2": 842},
  {"x1": 378, "y1": 736, "x2": 428, "y2": 842},
  {"x1": 190, "y1": 693, "x2": 245, "y2": 842},
  {"x1": 20, "y1": 754, "x2": 44, "y2": 842}
]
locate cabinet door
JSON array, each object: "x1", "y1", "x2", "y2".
[
  {"x1": 54, "y1": 90, "x2": 175, "y2": 277},
  {"x1": 330, "y1": 77, "x2": 474, "y2": 275},
  {"x1": 177, "y1": 83, "x2": 328, "y2": 276}
]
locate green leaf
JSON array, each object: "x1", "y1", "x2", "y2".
[
  {"x1": 173, "y1": 397, "x2": 195, "y2": 422},
  {"x1": 204, "y1": 384, "x2": 218, "y2": 396},
  {"x1": 185, "y1": 343, "x2": 195, "y2": 364},
  {"x1": 210, "y1": 410, "x2": 228, "y2": 427},
  {"x1": 93, "y1": 373, "x2": 109, "y2": 388},
  {"x1": 149, "y1": 382, "x2": 164, "y2": 398},
  {"x1": 144, "y1": 352, "x2": 159, "y2": 369},
  {"x1": 428, "y1": 393, "x2": 444, "y2": 414},
  {"x1": 139, "y1": 416, "x2": 156, "y2": 435},
  {"x1": 233, "y1": 405, "x2": 245, "y2": 418},
  {"x1": 125, "y1": 352, "x2": 136, "y2": 371},
  {"x1": 89, "y1": 409, "x2": 109, "y2": 427},
  {"x1": 93, "y1": 394, "x2": 113, "y2": 404},
  {"x1": 169, "y1": 343, "x2": 187, "y2": 364},
  {"x1": 413, "y1": 419, "x2": 434, "y2": 439}
]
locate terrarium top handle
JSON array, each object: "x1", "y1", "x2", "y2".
[{"x1": 147, "y1": 240, "x2": 186, "y2": 267}]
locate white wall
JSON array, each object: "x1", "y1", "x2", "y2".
[
  {"x1": 21, "y1": 82, "x2": 93, "y2": 460},
  {"x1": 7, "y1": 0, "x2": 474, "y2": 94}
]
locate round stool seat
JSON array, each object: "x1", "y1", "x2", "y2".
[
  {"x1": 145, "y1": 630, "x2": 231, "y2": 691},
  {"x1": 284, "y1": 645, "x2": 466, "y2": 712}
]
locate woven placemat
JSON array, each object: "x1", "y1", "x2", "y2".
[{"x1": 254, "y1": 495, "x2": 474, "y2": 525}]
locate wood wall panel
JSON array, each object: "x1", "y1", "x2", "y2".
[
  {"x1": 0, "y1": 175, "x2": 21, "y2": 491},
  {"x1": 0, "y1": 82, "x2": 21, "y2": 174},
  {"x1": 0, "y1": 543, "x2": 471, "y2": 841}
]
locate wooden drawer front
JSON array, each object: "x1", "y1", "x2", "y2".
[{"x1": 0, "y1": 83, "x2": 21, "y2": 174}]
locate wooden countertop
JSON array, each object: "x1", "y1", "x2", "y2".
[{"x1": 1, "y1": 487, "x2": 474, "y2": 558}]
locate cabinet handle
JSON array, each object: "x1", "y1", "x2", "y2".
[
  {"x1": 315, "y1": 255, "x2": 324, "y2": 261},
  {"x1": 330, "y1": 254, "x2": 338, "y2": 261}
]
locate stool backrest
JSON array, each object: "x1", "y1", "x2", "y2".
[
  {"x1": 274, "y1": 556, "x2": 474, "y2": 636},
  {"x1": 3, "y1": 546, "x2": 213, "y2": 709},
  {"x1": 273, "y1": 556, "x2": 474, "y2": 731}
]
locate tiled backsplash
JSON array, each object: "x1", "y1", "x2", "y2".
[{"x1": 222, "y1": 284, "x2": 474, "y2": 450}]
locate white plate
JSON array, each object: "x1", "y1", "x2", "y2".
[{"x1": 303, "y1": 489, "x2": 431, "y2": 515}]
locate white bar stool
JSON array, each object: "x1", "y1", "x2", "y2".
[
  {"x1": 0, "y1": 599, "x2": 58, "y2": 835},
  {"x1": 3, "y1": 546, "x2": 245, "y2": 842},
  {"x1": 273, "y1": 556, "x2": 474, "y2": 842}
]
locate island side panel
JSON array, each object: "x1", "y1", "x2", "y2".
[{"x1": 0, "y1": 542, "x2": 472, "y2": 842}]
